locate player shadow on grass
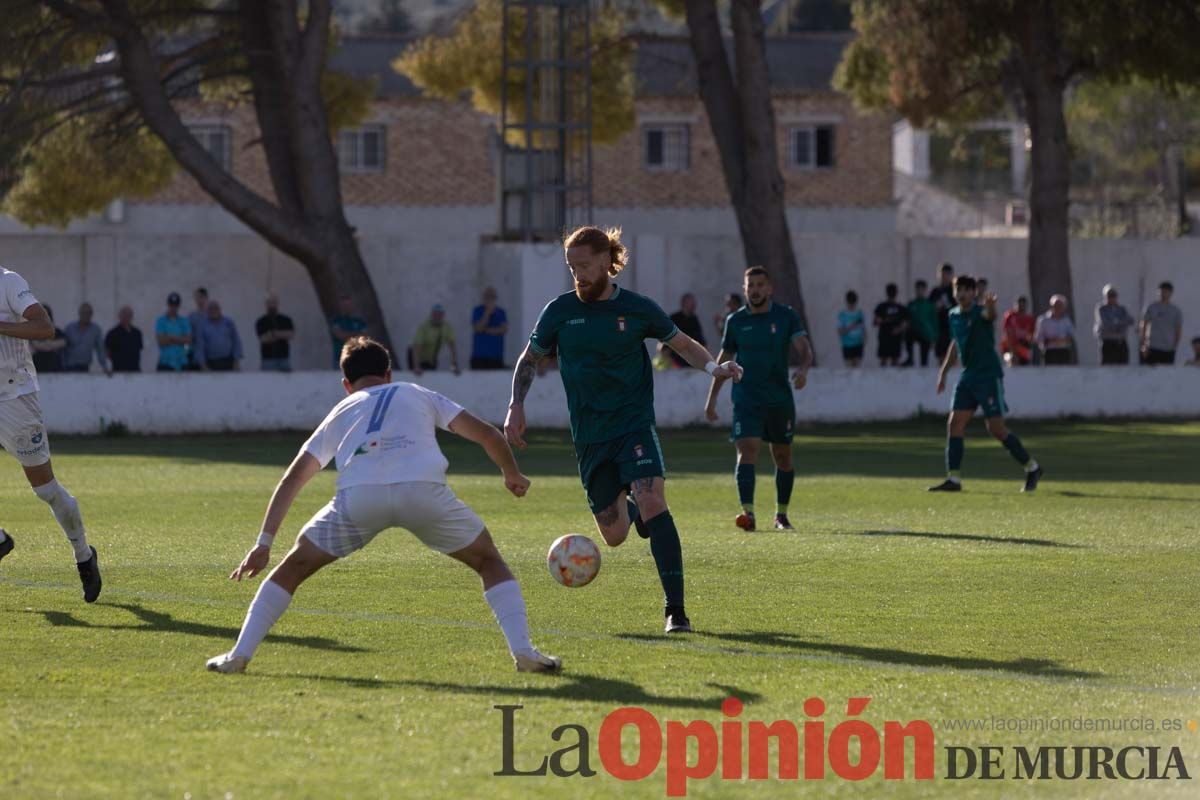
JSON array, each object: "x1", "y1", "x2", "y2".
[
  {"x1": 261, "y1": 673, "x2": 761, "y2": 710},
  {"x1": 836, "y1": 529, "x2": 1086, "y2": 548},
  {"x1": 25, "y1": 603, "x2": 365, "y2": 653},
  {"x1": 1053, "y1": 490, "x2": 1199, "y2": 504},
  {"x1": 613, "y1": 630, "x2": 1097, "y2": 679}
]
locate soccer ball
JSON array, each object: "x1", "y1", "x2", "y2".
[{"x1": 546, "y1": 534, "x2": 601, "y2": 588}]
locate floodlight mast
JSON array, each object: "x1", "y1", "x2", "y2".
[{"x1": 499, "y1": 0, "x2": 594, "y2": 241}]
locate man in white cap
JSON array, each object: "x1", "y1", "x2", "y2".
[
  {"x1": 1094, "y1": 284, "x2": 1134, "y2": 365},
  {"x1": 1034, "y1": 294, "x2": 1075, "y2": 365}
]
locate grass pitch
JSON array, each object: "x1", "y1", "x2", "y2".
[{"x1": 2, "y1": 419, "x2": 1198, "y2": 799}]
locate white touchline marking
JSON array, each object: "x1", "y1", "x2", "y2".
[{"x1": 3, "y1": 576, "x2": 1196, "y2": 696}]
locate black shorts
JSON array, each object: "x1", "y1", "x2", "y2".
[
  {"x1": 878, "y1": 336, "x2": 902, "y2": 359},
  {"x1": 1100, "y1": 340, "x2": 1129, "y2": 365},
  {"x1": 1145, "y1": 348, "x2": 1176, "y2": 365},
  {"x1": 841, "y1": 345, "x2": 864, "y2": 362}
]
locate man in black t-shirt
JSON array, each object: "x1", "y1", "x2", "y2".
[
  {"x1": 31, "y1": 304, "x2": 68, "y2": 373},
  {"x1": 255, "y1": 293, "x2": 295, "y2": 372},
  {"x1": 666, "y1": 293, "x2": 706, "y2": 367},
  {"x1": 873, "y1": 283, "x2": 908, "y2": 367},
  {"x1": 104, "y1": 306, "x2": 143, "y2": 372},
  {"x1": 928, "y1": 262, "x2": 956, "y2": 359}
]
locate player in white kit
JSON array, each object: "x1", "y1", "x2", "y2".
[
  {"x1": 206, "y1": 337, "x2": 560, "y2": 674},
  {"x1": 0, "y1": 266, "x2": 101, "y2": 602}
]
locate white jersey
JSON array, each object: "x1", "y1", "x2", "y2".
[
  {"x1": 0, "y1": 267, "x2": 40, "y2": 402},
  {"x1": 302, "y1": 382, "x2": 466, "y2": 490}
]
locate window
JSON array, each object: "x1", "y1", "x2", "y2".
[
  {"x1": 789, "y1": 124, "x2": 836, "y2": 169},
  {"x1": 189, "y1": 125, "x2": 231, "y2": 171},
  {"x1": 338, "y1": 126, "x2": 386, "y2": 173},
  {"x1": 643, "y1": 124, "x2": 690, "y2": 172}
]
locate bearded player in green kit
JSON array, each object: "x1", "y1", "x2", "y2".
[
  {"x1": 505, "y1": 226, "x2": 742, "y2": 634},
  {"x1": 704, "y1": 266, "x2": 813, "y2": 531}
]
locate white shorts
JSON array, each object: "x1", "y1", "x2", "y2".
[
  {"x1": 301, "y1": 482, "x2": 485, "y2": 558},
  {"x1": 0, "y1": 392, "x2": 49, "y2": 467}
]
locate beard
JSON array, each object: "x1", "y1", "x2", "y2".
[
  {"x1": 575, "y1": 273, "x2": 610, "y2": 303},
  {"x1": 748, "y1": 293, "x2": 768, "y2": 309}
]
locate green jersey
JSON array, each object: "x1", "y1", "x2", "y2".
[
  {"x1": 948, "y1": 304, "x2": 1003, "y2": 378},
  {"x1": 529, "y1": 285, "x2": 678, "y2": 444},
  {"x1": 721, "y1": 302, "x2": 807, "y2": 408},
  {"x1": 907, "y1": 297, "x2": 938, "y2": 341}
]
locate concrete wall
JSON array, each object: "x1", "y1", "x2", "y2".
[
  {"x1": 3, "y1": 224, "x2": 1198, "y2": 372},
  {"x1": 36, "y1": 367, "x2": 1200, "y2": 435}
]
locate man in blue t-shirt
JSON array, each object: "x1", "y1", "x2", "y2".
[
  {"x1": 470, "y1": 287, "x2": 508, "y2": 370},
  {"x1": 155, "y1": 293, "x2": 192, "y2": 372}
]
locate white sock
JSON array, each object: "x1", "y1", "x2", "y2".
[
  {"x1": 484, "y1": 579, "x2": 532, "y2": 656},
  {"x1": 232, "y1": 580, "x2": 293, "y2": 661},
  {"x1": 0, "y1": 529, "x2": 7, "y2": 544},
  {"x1": 33, "y1": 480, "x2": 90, "y2": 562}
]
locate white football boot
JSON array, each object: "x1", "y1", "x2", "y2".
[
  {"x1": 205, "y1": 652, "x2": 250, "y2": 674},
  {"x1": 514, "y1": 648, "x2": 563, "y2": 673}
]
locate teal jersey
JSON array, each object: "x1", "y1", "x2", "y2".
[
  {"x1": 721, "y1": 302, "x2": 807, "y2": 407},
  {"x1": 948, "y1": 304, "x2": 1003, "y2": 378},
  {"x1": 529, "y1": 285, "x2": 678, "y2": 444}
]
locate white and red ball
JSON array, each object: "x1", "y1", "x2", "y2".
[{"x1": 546, "y1": 534, "x2": 601, "y2": 587}]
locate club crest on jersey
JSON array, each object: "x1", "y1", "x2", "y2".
[
  {"x1": 353, "y1": 439, "x2": 380, "y2": 456},
  {"x1": 616, "y1": 316, "x2": 626, "y2": 332},
  {"x1": 770, "y1": 323, "x2": 777, "y2": 334}
]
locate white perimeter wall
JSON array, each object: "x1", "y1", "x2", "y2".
[
  {"x1": 36, "y1": 367, "x2": 1200, "y2": 435},
  {"x1": 2, "y1": 210, "x2": 1198, "y2": 372}
]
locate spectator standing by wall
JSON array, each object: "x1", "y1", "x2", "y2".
[
  {"x1": 256, "y1": 292, "x2": 295, "y2": 372},
  {"x1": 1093, "y1": 284, "x2": 1134, "y2": 365},
  {"x1": 104, "y1": 306, "x2": 143, "y2": 373},
  {"x1": 1035, "y1": 295, "x2": 1075, "y2": 365},
  {"x1": 410, "y1": 304, "x2": 460, "y2": 375},
  {"x1": 1140, "y1": 282, "x2": 1182, "y2": 365},
  {"x1": 194, "y1": 301, "x2": 243, "y2": 371},
  {"x1": 63, "y1": 303, "x2": 109, "y2": 374},
  {"x1": 903, "y1": 280, "x2": 937, "y2": 367},
  {"x1": 187, "y1": 287, "x2": 208, "y2": 369},
  {"x1": 155, "y1": 292, "x2": 191, "y2": 372},
  {"x1": 666, "y1": 293, "x2": 706, "y2": 368},
  {"x1": 1001, "y1": 296, "x2": 1036, "y2": 366},
  {"x1": 714, "y1": 293, "x2": 743, "y2": 341},
  {"x1": 31, "y1": 304, "x2": 67, "y2": 373},
  {"x1": 837, "y1": 291, "x2": 865, "y2": 367},
  {"x1": 928, "y1": 262, "x2": 956, "y2": 359},
  {"x1": 470, "y1": 287, "x2": 508, "y2": 370},
  {"x1": 329, "y1": 295, "x2": 367, "y2": 368},
  {"x1": 1185, "y1": 337, "x2": 1200, "y2": 367},
  {"x1": 873, "y1": 283, "x2": 908, "y2": 367}
]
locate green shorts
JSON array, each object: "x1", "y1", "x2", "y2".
[
  {"x1": 952, "y1": 374, "x2": 1008, "y2": 418},
  {"x1": 574, "y1": 427, "x2": 666, "y2": 514},
  {"x1": 731, "y1": 402, "x2": 795, "y2": 444}
]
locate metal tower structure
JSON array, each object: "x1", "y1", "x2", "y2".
[{"x1": 499, "y1": 0, "x2": 593, "y2": 240}]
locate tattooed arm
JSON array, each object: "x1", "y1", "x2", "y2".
[{"x1": 504, "y1": 344, "x2": 545, "y2": 448}]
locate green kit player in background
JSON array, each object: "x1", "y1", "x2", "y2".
[
  {"x1": 929, "y1": 275, "x2": 1044, "y2": 493},
  {"x1": 704, "y1": 267, "x2": 813, "y2": 531},
  {"x1": 505, "y1": 226, "x2": 742, "y2": 634}
]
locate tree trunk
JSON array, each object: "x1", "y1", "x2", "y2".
[
  {"x1": 1018, "y1": 2, "x2": 1074, "y2": 316},
  {"x1": 683, "y1": 0, "x2": 812, "y2": 346},
  {"x1": 729, "y1": 0, "x2": 809, "y2": 333},
  {"x1": 102, "y1": 0, "x2": 394, "y2": 356}
]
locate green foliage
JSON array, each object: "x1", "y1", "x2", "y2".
[
  {"x1": 394, "y1": 0, "x2": 635, "y2": 146},
  {"x1": 834, "y1": 0, "x2": 1008, "y2": 127},
  {"x1": 2, "y1": 118, "x2": 176, "y2": 228},
  {"x1": 0, "y1": 3, "x2": 376, "y2": 228},
  {"x1": 1068, "y1": 78, "x2": 1200, "y2": 184}
]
